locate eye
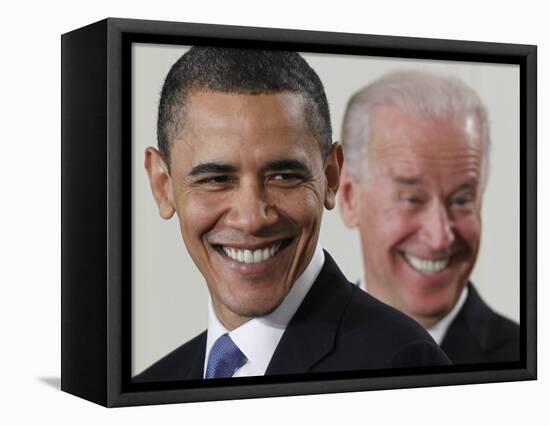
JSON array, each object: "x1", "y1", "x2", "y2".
[
  {"x1": 404, "y1": 196, "x2": 421, "y2": 204},
  {"x1": 196, "y1": 175, "x2": 234, "y2": 185},
  {"x1": 450, "y1": 196, "x2": 473, "y2": 207},
  {"x1": 400, "y1": 194, "x2": 423, "y2": 205},
  {"x1": 268, "y1": 173, "x2": 304, "y2": 186},
  {"x1": 397, "y1": 192, "x2": 427, "y2": 211},
  {"x1": 272, "y1": 173, "x2": 296, "y2": 181}
]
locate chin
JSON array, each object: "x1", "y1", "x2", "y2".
[
  {"x1": 406, "y1": 291, "x2": 457, "y2": 320},
  {"x1": 232, "y1": 303, "x2": 280, "y2": 319},
  {"x1": 229, "y1": 292, "x2": 286, "y2": 317}
]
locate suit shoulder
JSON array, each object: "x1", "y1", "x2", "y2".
[
  {"x1": 133, "y1": 331, "x2": 206, "y2": 383},
  {"x1": 479, "y1": 303, "x2": 520, "y2": 358},
  {"x1": 315, "y1": 286, "x2": 449, "y2": 370},
  {"x1": 465, "y1": 287, "x2": 519, "y2": 348},
  {"x1": 344, "y1": 286, "x2": 431, "y2": 341},
  {"x1": 486, "y1": 307, "x2": 519, "y2": 340},
  {"x1": 441, "y1": 285, "x2": 519, "y2": 363}
]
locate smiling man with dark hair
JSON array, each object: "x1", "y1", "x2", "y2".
[{"x1": 135, "y1": 48, "x2": 449, "y2": 382}]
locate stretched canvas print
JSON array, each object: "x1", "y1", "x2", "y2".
[{"x1": 61, "y1": 18, "x2": 536, "y2": 407}]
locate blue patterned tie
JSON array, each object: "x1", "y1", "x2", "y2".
[{"x1": 205, "y1": 334, "x2": 247, "y2": 379}]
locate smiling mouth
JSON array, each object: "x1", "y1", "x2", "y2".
[
  {"x1": 402, "y1": 252, "x2": 450, "y2": 275},
  {"x1": 215, "y1": 239, "x2": 293, "y2": 264}
]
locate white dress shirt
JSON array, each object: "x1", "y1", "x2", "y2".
[
  {"x1": 357, "y1": 279, "x2": 469, "y2": 345},
  {"x1": 203, "y1": 245, "x2": 325, "y2": 378}
]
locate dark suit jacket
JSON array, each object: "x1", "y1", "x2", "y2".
[
  {"x1": 441, "y1": 284, "x2": 520, "y2": 364},
  {"x1": 134, "y1": 252, "x2": 449, "y2": 382}
]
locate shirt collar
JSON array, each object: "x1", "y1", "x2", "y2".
[{"x1": 204, "y1": 245, "x2": 325, "y2": 377}]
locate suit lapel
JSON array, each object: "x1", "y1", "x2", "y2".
[
  {"x1": 265, "y1": 251, "x2": 353, "y2": 375},
  {"x1": 185, "y1": 332, "x2": 207, "y2": 380},
  {"x1": 441, "y1": 284, "x2": 489, "y2": 362}
]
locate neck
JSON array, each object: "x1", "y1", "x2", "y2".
[
  {"x1": 412, "y1": 314, "x2": 441, "y2": 329},
  {"x1": 362, "y1": 273, "x2": 443, "y2": 330}
]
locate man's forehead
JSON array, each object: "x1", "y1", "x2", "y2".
[
  {"x1": 182, "y1": 90, "x2": 308, "y2": 129},
  {"x1": 368, "y1": 143, "x2": 484, "y2": 181},
  {"x1": 369, "y1": 106, "x2": 484, "y2": 156},
  {"x1": 364, "y1": 106, "x2": 485, "y2": 185},
  {"x1": 169, "y1": 90, "x2": 322, "y2": 165},
  {"x1": 172, "y1": 136, "x2": 317, "y2": 169}
]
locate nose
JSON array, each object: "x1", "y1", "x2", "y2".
[
  {"x1": 224, "y1": 180, "x2": 278, "y2": 234},
  {"x1": 418, "y1": 201, "x2": 455, "y2": 252}
]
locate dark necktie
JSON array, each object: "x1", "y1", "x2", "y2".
[{"x1": 205, "y1": 334, "x2": 247, "y2": 379}]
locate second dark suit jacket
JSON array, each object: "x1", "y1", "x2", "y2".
[
  {"x1": 441, "y1": 284, "x2": 520, "y2": 364},
  {"x1": 135, "y1": 252, "x2": 449, "y2": 382}
]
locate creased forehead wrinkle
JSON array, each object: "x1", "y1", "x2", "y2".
[{"x1": 366, "y1": 106, "x2": 484, "y2": 189}]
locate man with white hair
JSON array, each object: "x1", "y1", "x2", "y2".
[{"x1": 339, "y1": 70, "x2": 519, "y2": 364}]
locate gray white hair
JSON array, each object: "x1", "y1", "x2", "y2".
[{"x1": 341, "y1": 70, "x2": 491, "y2": 185}]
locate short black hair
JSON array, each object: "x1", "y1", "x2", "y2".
[{"x1": 157, "y1": 46, "x2": 333, "y2": 165}]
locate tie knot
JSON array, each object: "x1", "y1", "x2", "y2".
[{"x1": 205, "y1": 334, "x2": 247, "y2": 379}]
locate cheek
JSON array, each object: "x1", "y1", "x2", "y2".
[
  {"x1": 271, "y1": 187, "x2": 324, "y2": 225},
  {"x1": 176, "y1": 194, "x2": 225, "y2": 238},
  {"x1": 382, "y1": 214, "x2": 416, "y2": 243},
  {"x1": 358, "y1": 201, "x2": 416, "y2": 253},
  {"x1": 454, "y1": 217, "x2": 481, "y2": 251}
]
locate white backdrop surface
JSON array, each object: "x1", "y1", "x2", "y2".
[{"x1": 0, "y1": 1, "x2": 546, "y2": 425}]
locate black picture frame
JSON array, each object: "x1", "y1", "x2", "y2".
[{"x1": 61, "y1": 17, "x2": 537, "y2": 407}]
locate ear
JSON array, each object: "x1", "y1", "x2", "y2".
[
  {"x1": 144, "y1": 147, "x2": 176, "y2": 219},
  {"x1": 338, "y1": 166, "x2": 360, "y2": 228},
  {"x1": 323, "y1": 142, "x2": 344, "y2": 210}
]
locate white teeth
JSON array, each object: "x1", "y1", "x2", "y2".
[
  {"x1": 404, "y1": 253, "x2": 449, "y2": 275},
  {"x1": 222, "y1": 242, "x2": 282, "y2": 264}
]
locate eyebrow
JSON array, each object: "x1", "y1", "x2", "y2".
[
  {"x1": 393, "y1": 176, "x2": 423, "y2": 186},
  {"x1": 189, "y1": 162, "x2": 237, "y2": 176},
  {"x1": 264, "y1": 159, "x2": 310, "y2": 173},
  {"x1": 453, "y1": 180, "x2": 479, "y2": 192},
  {"x1": 188, "y1": 159, "x2": 311, "y2": 177},
  {"x1": 392, "y1": 176, "x2": 480, "y2": 192}
]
